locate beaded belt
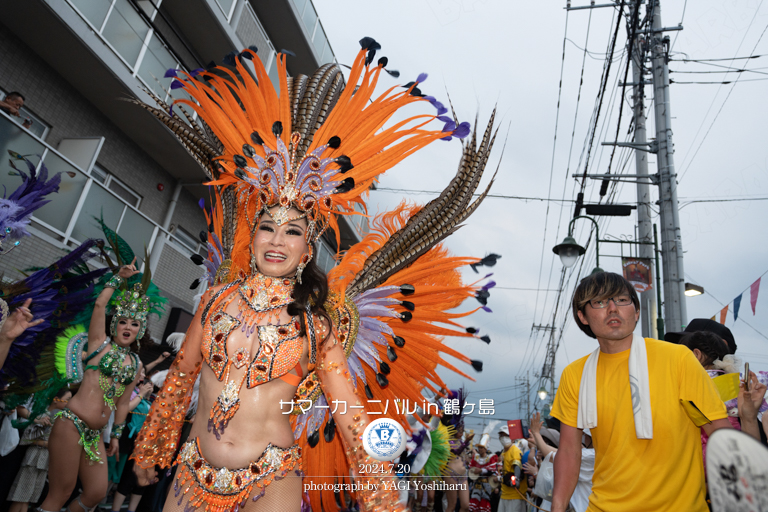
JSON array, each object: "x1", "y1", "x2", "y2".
[
  {"x1": 54, "y1": 408, "x2": 104, "y2": 464},
  {"x1": 174, "y1": 437, "x2": 302, "y2": 512}
]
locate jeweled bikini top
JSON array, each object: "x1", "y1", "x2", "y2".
[{"x1": 201, "y1": 273, "x2": 305, "y2": 387}]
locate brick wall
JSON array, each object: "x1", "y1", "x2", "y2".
[
  {"x1": 0, "y1": 24, "x2": 205, "y2": 238},
  {"x1": 0, "y1": 23, "x2": 206, "y2": 332},
  {"x1": 0, "y1": 234, "x2": 71, "y2": 282}
]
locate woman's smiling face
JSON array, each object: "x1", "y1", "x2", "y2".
[{"x1": 252, "y1": 206, "x2": 309, "y2": 278}]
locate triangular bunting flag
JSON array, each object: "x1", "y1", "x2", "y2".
[
  {"x1": 751, "y1": 278, "x2": 761, "y2": 315},
  {"x1": 710, "y1": 315, "x2": 716, "y2": 321},
  {"x1": 719, "y1": 305, "x2": 729, "y2": 325},
  {"x1": 733, "y1": 294, "x2": 743, "y2": 321}
]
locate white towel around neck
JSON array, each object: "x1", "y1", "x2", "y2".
[{"x1": 577, "y1": 333, "x2": 653, "y2": 439}]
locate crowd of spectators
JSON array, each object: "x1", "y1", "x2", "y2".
[{"x1": 0, "y1": 347, "x2": 178, "y2": 512}]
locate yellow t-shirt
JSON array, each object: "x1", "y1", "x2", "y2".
[
  {"x1": 500, "y1": 444, "x2": 528, "y2": 500},
  {"x1": 551, "y1": 338, "x2": 727, "y2": 512}
]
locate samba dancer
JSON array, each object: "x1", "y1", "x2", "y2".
[
  {"x1": 130, "y1": 38, "x2": 498, "y2": 512},
  {"x1": 39, "y1": 262, "x2": 146, "y2": 512}
]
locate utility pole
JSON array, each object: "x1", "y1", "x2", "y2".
[
  {"x1": 649, "y1": 0, "x2": 687, "y2": 332},
  {"x1": 532, "y1": 323, "x2": 557, "y2": 403},
  {"x1": 630, "y1": 5, "x2": 658, "y2": 339},
  {"x1": 515, "y1": 373, "x2": 532, "y2": 420}
]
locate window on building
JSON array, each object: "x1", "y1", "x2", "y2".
[
  {"x1": 67, "y1": 0, "x2": 187, "y2": 106},
  {"x1": 92, "y1": 164, "x2": 142, "y2": 208},
  {"x1": 315, "y1": 239, "x2": 336, "y2": 274},
  {"x1": 302, "y1": 3, "x2": 318, "y2": 37},
  {"x1": 0, "y1": 90, "x2": 52, "y2": 140},
  {"x1": 214, "y1": 0, "x2": 236, "y2": 20},
  {"x1": 0, "y1": 112, "x2": 160, "y2": 262},
  {"x1": 172, "y1": 226, "x2": 207, "y2": 259}
]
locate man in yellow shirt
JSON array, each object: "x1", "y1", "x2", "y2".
[
  {"x1": 550, "y1": 272, "x2": 731, "y2": 512},
  {"x1": 497, "y1": 425, "x2": 527, "y2": 512}
]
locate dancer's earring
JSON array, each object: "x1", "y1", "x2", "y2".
[
  {"x1": 295, "y1": 247, "x2": 312, "y2": 284},
  {"x1": 250, "y1": 250, "x2": 258, "y2": 273}
]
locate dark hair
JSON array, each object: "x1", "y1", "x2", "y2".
[
  {"x1": 680, "y1": 331, "x2": 728, "y2": 367},
  {"x1": 286, "y1": 258, "x2": 332, "y2": 341},
  {"x1": 6, "y1": 91, "x2": 25, "y2": 101},
  {"x1": 572, "y1": 272, "x2": 640, "y2": 339},
  {"x1": 55, "y1": 388, "x2": 72, "y2": 399}
]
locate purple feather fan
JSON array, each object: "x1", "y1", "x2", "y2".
[{"x1": 1, "y1": 157, "x2": 61, "y2": 246}]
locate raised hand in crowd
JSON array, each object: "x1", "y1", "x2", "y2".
[
  {"x1": 523, "y1": 460, "x2": 538, "y2": 477},
  {"x1": 118, "y1": 257, "x2": 141, "y2": 280},
  {"x1": 0, "y1": 298, "x2": 45, "y2": 370},
  {"x1": 145, "y1": 351, "x2": 171, "y2": 373},
  {"x1": 738, "y1": 371, "x2": 767, "y2": 440}
]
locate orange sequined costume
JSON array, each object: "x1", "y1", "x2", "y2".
[{"x1": 131, "y1": 38, "x2": 498, "y2": 512}]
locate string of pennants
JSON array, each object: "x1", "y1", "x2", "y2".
[{"x1": 712, "y1": 275, "x2": 764, "y2": 325}]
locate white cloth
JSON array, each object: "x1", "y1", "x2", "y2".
[
  {"x1": 0, "y1": 410, "x2": 19, "y2": 456},
  {"x1": 577, "y1": 333, "x2": 653, "y2": 439},
  {"x1": 570, "y1": 447, "x2": 595, "y2": 512}
]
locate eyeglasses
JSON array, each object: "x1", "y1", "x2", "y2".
[{"x1": 587, "y1": 296, "x2": 633, "y2": 309}]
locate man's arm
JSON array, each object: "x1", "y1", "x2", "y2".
[
  {"x1": 551, "y1": 423, "x2": 582, "y2": 512},
  {"x1": 701, "y1": 418, "x2": 733, "y2": 437}
]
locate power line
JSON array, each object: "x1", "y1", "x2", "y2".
[
  {"x1": 669, "y1": 0, "x2": 687, "y2": 51},
  {"x1": 602, "y1": 0, "x2": 643, "y2": 196},
  {"x1": 565, "y1": 38, "x2": 628, "y2": 60},
  {"x1": 672, "y1": 54, "x2": 768, "y2": 62},
  {"x1": 373, "y1": 187, "x2": 576, "y2": 203},
  {"x1": 375, "y1": 187, "x2": 768, "y2": 206},
  {"x1": 578, "y1": 0, "x2": 627, "y2": 192},
  {"x1": 678, "y1": 3, "x2": 767, "y2": 181},
  {"x1": 685, "y1": 271, "x2": 768, "y2": 342},
  {"x1": 680, "y1": 197, "x2": 768, "y2": 208},
  {"x1": 671, "y1": 77, "x2": 768, "y2": 84},
  {"x1": 521, "y1": 8, "x2": 576, "y2": 382},
  {"x1": 670, "y1": 65, "x2": 768, "y2": 76}
]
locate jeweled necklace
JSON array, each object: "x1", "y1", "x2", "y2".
[
  {"x1": 208, "y1": 272, "x2": 295, "y2": 438},
  {"x1": 98, "y1": 343, "x2": 138, "y2": 411}
]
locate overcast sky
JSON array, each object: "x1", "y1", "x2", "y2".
[{"x1": 313, "y1": 0, "x2": 768, "y2": 439}]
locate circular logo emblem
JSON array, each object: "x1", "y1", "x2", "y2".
[{"x1": 362, "y1": 418, "x2": 406, "y2": 461}]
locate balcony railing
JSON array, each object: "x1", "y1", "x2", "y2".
[
  {"x1": 0, "y1": 111, "x2": 198, "y2": 268},
  {"x1": 66, "y1": 0, "x2": 189, "y2": 105},
  {"x1": 290, "y1": 0, "x2": 335, "y2": 64}
]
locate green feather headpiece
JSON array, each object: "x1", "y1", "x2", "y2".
[
  {"x1": 110, "y1": 283, "x2": 152, "y2": 339},
  {"x1": 94, "y1": 216, "x2": 166, "y2": 339}
]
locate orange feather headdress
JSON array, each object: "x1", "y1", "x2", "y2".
[{"x1": 164, "y1": 38, "x2": 470, "y2": 282}]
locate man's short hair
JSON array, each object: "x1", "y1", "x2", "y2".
[
  {"x1": 572, "y1": 272, "x2": 640, "y2": 339},
  {"x1": 6, "y1": 92, "x2": 25, "y2": 101}
]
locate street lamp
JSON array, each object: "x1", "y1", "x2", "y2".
[
  {"x1": 552, "y1": 216, "x2": 603, "y2": 274},
  {"x1": 552, "y1": 236, "x2": 585, "y2": 268},
  {"x1": 537, "y1": 386, "x2": 548, "y2": 401},
  {"x1": 684, "y1": 283, "x2": 704, "y2": 297}
]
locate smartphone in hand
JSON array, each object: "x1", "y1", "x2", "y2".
[{"x1": 744, "y1": 362, "x2": 750, "y2": 391}]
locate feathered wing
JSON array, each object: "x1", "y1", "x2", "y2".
[
  {"x1": 1, "y1": 239, "x2": 108, "y2": 422},
  {"x1": 129, "y1": 40, "x2": 493, "y2": 512},
  {"x1": 0, "y1": 155, "x2": 62, "y2": 244},
  {"x1": 291, "y1": 114, "x2": 498, "y2": 511},
  {"x1": 136, "y1": 42, "x2": 469, "y2": 285},
  {"x1": 3, "y1": 219, "x2": 166, "y2": 423}
]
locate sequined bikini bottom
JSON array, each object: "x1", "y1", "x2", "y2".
[
  {"x1": 54, "y1": 408, "x2": 104, "y2": 464},
  {"x1": 174, "y1": 437, "x2": 302, "y2": 512}
]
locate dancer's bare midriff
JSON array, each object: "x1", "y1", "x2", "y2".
[{"x1": 193, "y1": 299, "x2": 309, "y2": 470}]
